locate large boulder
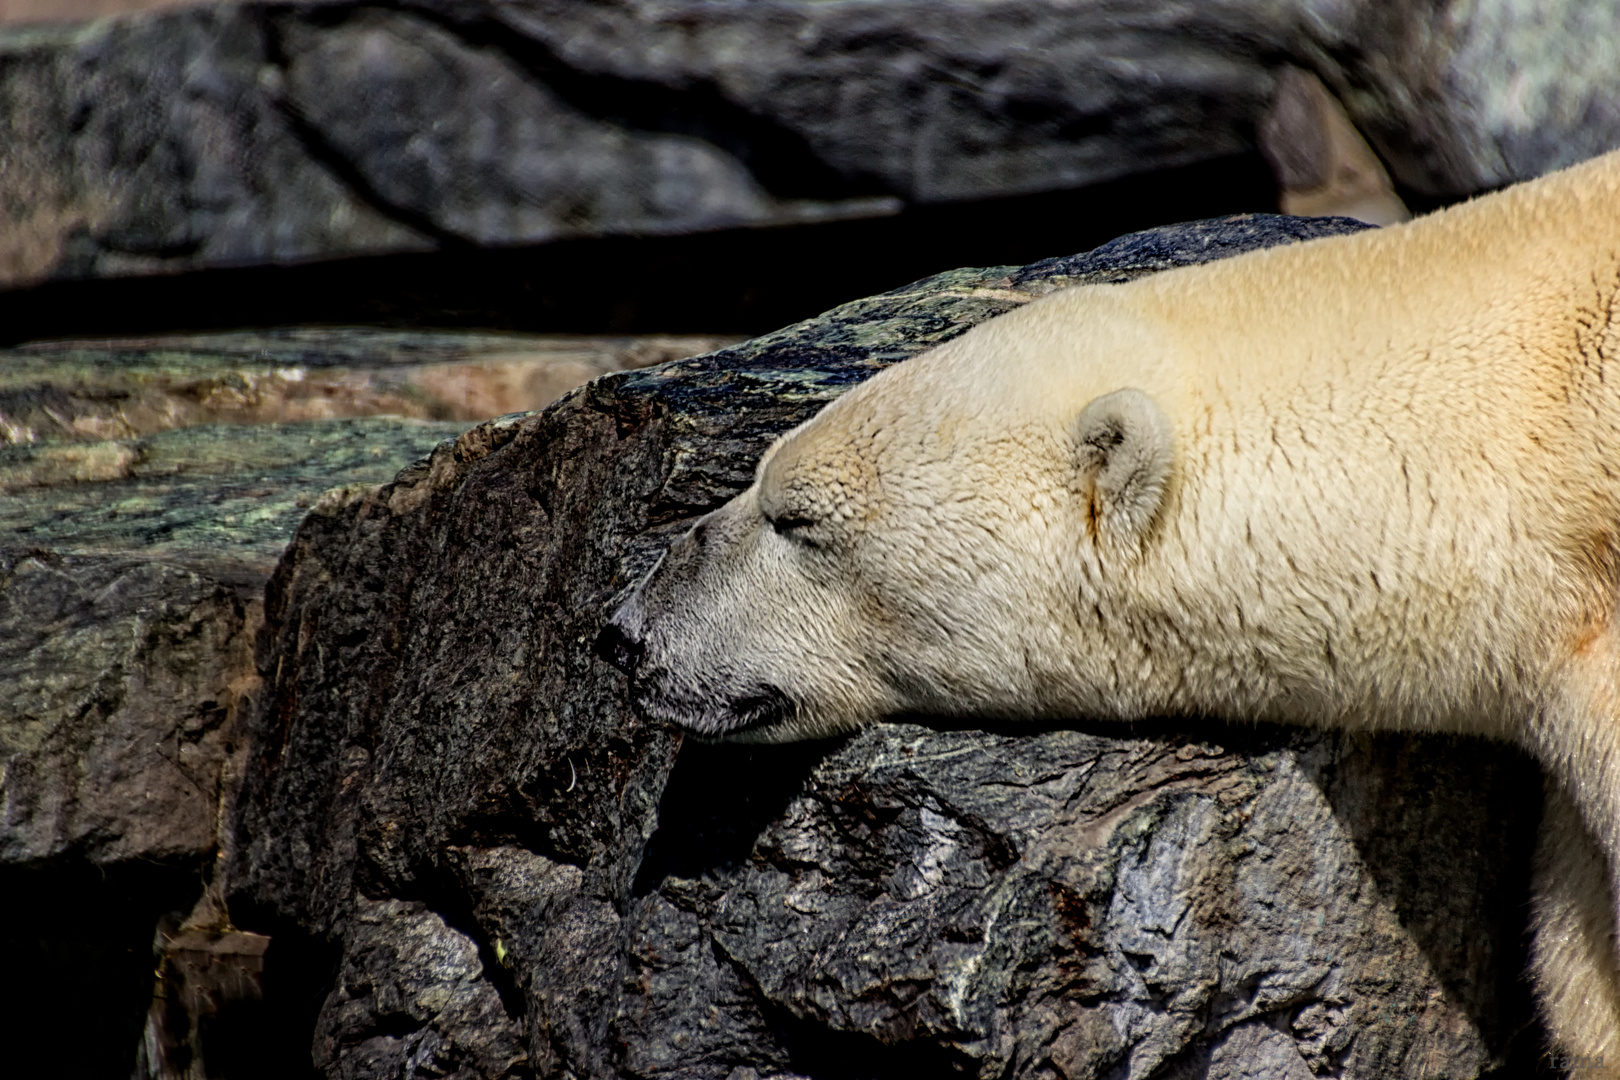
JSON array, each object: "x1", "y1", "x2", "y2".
[
  {"x1": 228, "y1": 214, "x2": 1548, "y2": 1079},
  {"x1": 0, "y1": 327, "x2": 721, "y2": 1079},
  {"x1": 3, "y1": 0, "x2": 1617, "y2": 291}
]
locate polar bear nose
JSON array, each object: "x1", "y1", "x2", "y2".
[{"x1": 595, "y1": 620, "x2": 645, "y2": 674}]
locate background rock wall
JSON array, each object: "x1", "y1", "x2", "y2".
[{"x1": 3, "y1": 0, "x2": 1618, "y2": 294}]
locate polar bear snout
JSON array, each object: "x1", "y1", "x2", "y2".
[{"x1": 599, "y1": 506, "x2": 808, "y2": 739}]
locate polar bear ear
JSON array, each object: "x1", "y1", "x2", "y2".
[{"x1": 1074, "y1": 388, "x2": 1174, "y2": 539}]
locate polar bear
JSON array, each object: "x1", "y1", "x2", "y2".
[{"x1": 601, "y1": 150, "x2": 1620, "y2": 1062}]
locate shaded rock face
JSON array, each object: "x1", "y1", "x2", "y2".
[
  {"x1": 315, "y1": 899, "x2": 529, "y2": 1080},
  {"x1": 230, "y1": 214, "x2": 1547, "y2": 1078},
  {"x1": 0, "y1": 379, "x2": 466, "y2": 1077},
  {"x1": 4, "y1": 0, "x2": 1618, "y2": 291},
  {"x1": 0, "y1": 553, "x2": 254, "y2": 866},
  {"x1": 0, "y1": 328, "x2": 729, "y2": 1079}
]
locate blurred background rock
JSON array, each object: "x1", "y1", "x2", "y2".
[
  {"x1": 2, "y1": 2, "x2": 1617, "y2": 1078},
  {"x1": 10, "y1": 0, "x2": 1618, "y2": 341}
]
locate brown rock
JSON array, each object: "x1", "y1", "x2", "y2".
[{"x1": 1259, "y1": 68, "x2": 1410, "y2": 227}]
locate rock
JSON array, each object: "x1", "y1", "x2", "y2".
[
  {"x1": 1301, "y1": 0, "x2": 1620, "y2": 200},
  {"x1": 314, "y1": 899, "x2": 529, "y2": 1080},
  {"x1": 0, "y1": 326, "x2": 730, "y2": 1077},
  {"x1": 0, "y1": 406, "x2": 478, "y2": 871},
  {"x1": 135, "y1": 887, "x2": 274, "y2": 1080},
  {"x1": 0, "y1": 412, "x2": 465, "y2": 1078},
  {"x1": 0, "y1": 0, "x2": 207, "y2": 27},
  {"x1": 0, "y1": 330, "x2": 741, "y2": 444},
  {"x1": 1258, "y1": 68, "x2": 1409, "y2": 226},
  {"x1": 1, "y1": 416, "x2": 468, "y2": 584},
  {"x1": 0, "y1": 333, "x2": 494, "y2": 1078},
  {"x1": 0, "y1": 552, "x2": 257, "y2": 866},
  {"x1": 228, "y1": 212, "x2": 1546, "y2": 1077},
  {"x1": 5, "y1": 0, "x2": 1618, "y2": 291}
]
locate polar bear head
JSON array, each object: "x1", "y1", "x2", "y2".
[{"x1": 599, "y1": 300, "x2": 1180, "y2": 742}]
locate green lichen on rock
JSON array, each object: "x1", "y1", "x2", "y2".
[
  {"x1": 0, "y1": 328, "x2": 735, "y2": 445},
  {"x1": 2, "y1": 417, "x2": 466, "y2": 583}
]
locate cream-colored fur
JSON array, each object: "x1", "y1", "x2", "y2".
[{"x1": 607, "y1": 150, "x2": 1620, "y2": 1059}]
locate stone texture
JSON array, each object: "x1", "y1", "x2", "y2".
[
  {"x1": 0, "y1": 0, "x2": 213, "y2": 26},
  {"x1": 0, "y1": 330, "x2": 740, "y2": 444},
  {"x1": 4, "y1": 0, "x2": 1617, "y2": 289},
  {"x1": 0, "y1": 326, "x2": 699, "y2": 1020},
  {"x1": 228, "y1": 213, "x2": 1546, "y2": 1078},
  {"x1": 0, "y1": 331, "x2": 481, "y2": 1075},
  {"x1": 1, "y1": 416, "x2": 467, "y2": 583},
  {"x1": 0, "y1": 552, "x2": 256, "y2": 865},
  {"x1": 0, "y1": 411, "x2": 470, "y2": 865},
  {"x1": 1258, "y1": 67, "x2": 1409, "y2": 226},
  {"x1": 315, "y1": 899, "x2": 529, "y2": 1080}
]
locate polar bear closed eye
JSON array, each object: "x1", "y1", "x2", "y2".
[{"x1": 602, "y1": 149, "x2": 1620, "y2": 1061}]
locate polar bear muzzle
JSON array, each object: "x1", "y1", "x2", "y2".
[{"x1": 598, "y1": 373, "x2": 1179, "y2": 743}]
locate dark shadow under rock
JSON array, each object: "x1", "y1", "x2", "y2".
[
  {"x1": 227, "y1": 213, "x2": 1548, "y2": 1079},
  {"x1": 0, "y1": 858, "x2": 206, "y2": 1080}
]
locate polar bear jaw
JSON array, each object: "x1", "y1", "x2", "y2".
[{"x1": 602, "y1": 355, "x2": 1180, "y2": 742}]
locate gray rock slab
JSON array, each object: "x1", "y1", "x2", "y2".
[
  {"x1": 0, "y1": 329, "x2": 739, "y2": 443},
  {"x1": 0, "y1": 415, "x2": 465, "y2": 870},
  {"x1": 228, "y1": 213, "x2": 1544, "y2": 1077},
  {"x1": 5, "y1": 0, "x2": 1617, "y2": 288},
  {"x1": 0, "y1": 327, "x2": 735, "y2": 881}
]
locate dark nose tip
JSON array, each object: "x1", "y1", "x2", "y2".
[{"x1": 595, "y1": 621, "x2": 644, "y2": 674}]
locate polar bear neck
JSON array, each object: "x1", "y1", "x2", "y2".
[{"x1": 975, "y1": 152, "x2": 1620, "y2": 736}]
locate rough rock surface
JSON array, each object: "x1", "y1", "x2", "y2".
[
  {"x1": 0, "y1": 328, "x2": 731, "y2": 1080},
  {"x1": 230, "y1": 213, "x2": 1547, "y2": 1079},
  {"x1": 0, "y1": 406, "x2": 465, "y2": 1079},
  {"x1": 0, "y1": 330, "x2": 739, "y2": 444},
  {"x1": 0, "y1": 330, "x2": 562, "y2": 1078},
  {"x1": 4, "y1": 0, "x2": 1618, "y2": 289}
]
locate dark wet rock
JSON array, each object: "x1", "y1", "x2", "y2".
[
  {"x1": 228, "y1": 213, "x2": 1546, "y2": 1077},
  {"x1": 5, "y1": 0, "x2": 1617, "y2": 289}
]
